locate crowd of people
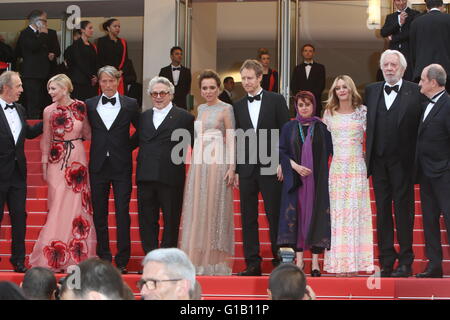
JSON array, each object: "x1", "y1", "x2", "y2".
[{"x1": 0, "y1": 0, "x2": 450, "y2": 301}]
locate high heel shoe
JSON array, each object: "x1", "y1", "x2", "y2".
[{"x1": 311, "y1": 269, "x2": 321, "y2": 277}]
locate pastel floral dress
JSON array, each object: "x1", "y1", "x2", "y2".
[
  {"x1": 322, "y1": 106, "x2": 374, "y2": 274},
  {"x1": 29, "y1": 100, "x2": 96, "y2": 272}
]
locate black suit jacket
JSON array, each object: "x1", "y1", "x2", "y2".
[
  {"x1": 381, "y1": 8, "x2": 419, "y2": 57},
  {"x1": 410, "y1": 10, "x2": 450, "y2": 80},
  {"x1": 69, "y1": 38, "x2": 98, "y2": 85},
  {"x1": 233, "y1": 90, "x2": 290, "y2": 178},
  {"x1": 291, "y1": 62, "x2": 326, "y2": 101},
  {"x1": 136, "y1": 105, "x2": 194, "y2": 187},
  {"x1": 0, "y1": 41, "x2": 14, "y2": 66},
  {"x1": 86, "y1": 94, "x2": 139, "y2": 174},
  {"x1": 219, "y1": 90, "x2": 232, "y2": 105},
  {"x1": 415, "y1": 92, "x2": 450, "y2": 179},
  {"x1": 47, "y1": 29, "x2": 61, "y2": 77},
  {"x1": 365, "y1": 80, "x2": 423, "y2": 177},
  {"x1": 15, "y1": 26, "x2": 49, "y2": 79},
  {"x1": 0, "y1": 102, "x2": 43, "y2": 190},
  {"x1": 158, "y1": 65, "x2": 191, "y2": 109}
]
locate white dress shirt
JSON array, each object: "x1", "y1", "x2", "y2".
[
  {"x1": 305, "y1": 61, "x2": 313, "y2": 79},
  {"x1": 153, "y1": 102, "x2": 173, "y2": 129},
  {"x1": 171, "y1": 65, "x2": 181, "y2": 86},
  {"x1": 383, "y1": 79, "x2": 402, "y2": 110},
  {"x1": 0, "y1": 97, "x2": 22, "y2": 145},
  {"x1": 248, "y1": 89, "x2": 263, "y2": 130},
  {"x1": 96, "y1": 92, "x2": 121, "y2": 130},
  {"x1": 423, "y1": 90, "x2": 446, "y2": 122}
]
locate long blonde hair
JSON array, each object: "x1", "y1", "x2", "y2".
[{"x1": 324, "y1": 75, "x2": 362, "y2": 115}]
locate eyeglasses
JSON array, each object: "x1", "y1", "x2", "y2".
[
  {"x1": 137, "y1": 278, "x2": 182, "y2": 291},
  {"x1": 150, "y1": 91, "x2": 170, "y2": 98}
]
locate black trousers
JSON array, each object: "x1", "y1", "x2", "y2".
[
  {"x1": 137, "y1": 181, "x2": 184, "y2": 254},
  {"x1": 90, "y1": 158, "x2": 132, "y2": 267},
  {"x1": 239, "y1": 170, "x2": 282, "y2": 268},
  {"x1": 419, "y1": 170, "x2": 450, "y2": 269},
  {"x1": 22, "y1": 78, "x2": 47, "y2": 119},
  {"x1": 0, "y1": 163, "x2": 27, "y2": 266},
  {"x1": 372, "y1": 156, "x2": 415, "y2": 268}
]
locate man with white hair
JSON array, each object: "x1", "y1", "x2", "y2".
[
  {"x1": 364, "y1": 50, "x2": 423, "y2": 278},
  {"x1": 139, "y1": 248, "x2": 195, "y2": 300},
  {"x1": 136, "y1": 77, "x2": 194, "y2": 255},
  {"x1": 415, "y1": 64, "x2": 450, "y2": 278}
]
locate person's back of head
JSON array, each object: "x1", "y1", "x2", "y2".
[
  {"x1": 426, "y1": 0, "x2": 443, "y2": 9},
  {"x1": 0, "y1": 281, "x2": 27, "y2": 300},
  {"x1": 21, "y1": 267, "x2": 57, "y2": 300},
  {"x1": 268, "y1": 263, "x2": 307, "y2": 300},
  {"x1": 68, "y1": 258, "x2": 125, "y2": 300}
]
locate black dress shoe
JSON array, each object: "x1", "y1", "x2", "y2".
[
  {"x1": 117, "y1": 266, "x2": 128, "y2": 274},
  {"x1": 416, "y1": 266, "x2": 443, "y2": 278},
  {"x1": 237, "y1": 266, "x2": 261, "y2": 276},
  {"x1": 311, "y1": 269, "x2": 321, "y2": 277},
  {"x1": 391, "y1": 265, "x2": 412, "y2": 278},
  {"x1": 13, "y1": 263, "x2": 28, "y2": 273},
  {"x1": 380, "y1": 268, "x2": 393, "y2": 277}
]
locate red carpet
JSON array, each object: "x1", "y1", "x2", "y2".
[{"x1": 0, "y1": 121, "x2": 449, "y2": 300}]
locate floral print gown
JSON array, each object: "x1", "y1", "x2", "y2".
[
  {"x1": 322, "y1": 106, "x2": 374, "y2": 274},
  {"x1": 29, "y1": 100, "x2": 96, "y2": 272}
]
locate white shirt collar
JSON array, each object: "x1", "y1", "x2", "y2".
[
  {"x1": 102, "y1": 92, "x2": 120, "y2": 101},
  {"x1": 153, "y1": 102, "x2": 173, "y2": 113},
  {"x1": 431, "y1": 90, "x2": 446, "y2": 102},
  {"x1": 385, "y1": 78, "x2": 403, "y2": 89},
  {"x1": 29, "y1": 25, "x2": 38, "y2": 33},
  {"x1": 430, "y1": 8, "x2": 441, "y2": 12},
  {"x1": 171, "y1": 64, "x2": 182, "y2": 69},
  {"x1": 248, "y1": 88, "x2": 263, "y2": 98},
  {"x1": 0, "y1": 97, "x2": 14, "y2": 109}
]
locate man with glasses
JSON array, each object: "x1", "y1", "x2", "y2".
[
  {"x1": 15, "y1": 10, "x2": 50, "y2": 119},
  {"x1": 138, "y1": 248, "x2": 195, "y2": 300},
  {"x1": 136, "y1": 76, "x2": 194, "y2": 256}
]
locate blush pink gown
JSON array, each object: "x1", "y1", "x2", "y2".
[{"x1": 29, "y1": 100, "x2": 96, "y2": 272}]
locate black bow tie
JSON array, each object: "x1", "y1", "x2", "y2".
[
  {"x1": 172, "y1": 67, "x2": 181, "y2": 71},
  {"x1": 304, "y1": 62, "x2": 313, "y2": 66},
  {"x1": 4, "y1": 103, "x2": 15, "y2": 110},
  {"x1": 247, "y1": 93, "x2": 261, "y2": 103},
  {"x1": 102, "y1": 96, "x2": 116, "y2": 105},
  {"x1": 428, "y1": 90, "x2": 445, "y2": 104},
  {"x1": 384, "y1": 85, "x2": 399, "y2": 95}
]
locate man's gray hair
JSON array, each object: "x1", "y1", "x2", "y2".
[
  {"x1": 0, "y1": 71, "x2": 19, "y2": 94},
  {"x1": 28, "y1": 10, "x2": 45, "y2": 25},
  {"x1": 147, "y1": 76, "x2": 175, "y2": 96},
  {"x1": 426, "y1": 64, "x2": 447, "y2": 86},
  {"x1": 142, "y1": 248, "x2": 196, "y2": 290},
  {"x1": 379, "y1": 49, "x2": 407, "y2": 71},
  {"x1": 98, "y1": 65, "x2": 121, "y2": 80}
]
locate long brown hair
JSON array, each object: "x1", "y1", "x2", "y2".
[{"x1": 324, "y1": 75, "x2": 362, "y2": 115}]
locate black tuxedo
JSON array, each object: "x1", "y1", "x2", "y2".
[
  {"x1": 380, "y1": 8, "x2": 420, "y2": 80},
  {"x1": 0, "y1": 102, "x2": 42, "y2": 266},
  {"x1": 291, "y1": 62, "x2": 326, "y2": 116},
  {"x1": 233, "y1": 90, "x2": 290, "y2": 268},
  {"x1": 365, "y1": 80, "x2": 423, "y2": 269},
  {"x1": 136, "y1": 105, "x2": 194, "y2": 253},
  {"x1": 47, "y1": 29, "x2": 61, "y2": 78},
  {"x1": 86, "y1": 94, "x2": 139, "y2": 268},
  {"x1": 16, "y1": 26, "x2": 50, "y2": 119},
  {"x1": 219, "y1": 90, "x2": 232, "y2": 105},
  {"x1": 158, "y1": 65, "x2": 191, "y2": 109},
  {"x1": 415, "y1": 92, "x2": 450, "y2": 270},
  {"x1": 410, "y1": 10, "x2": 450, "y2": 84}
]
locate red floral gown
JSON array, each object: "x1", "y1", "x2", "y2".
[{"x1": 29, "y1": 100, "x2": 96, "y2": 272}]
